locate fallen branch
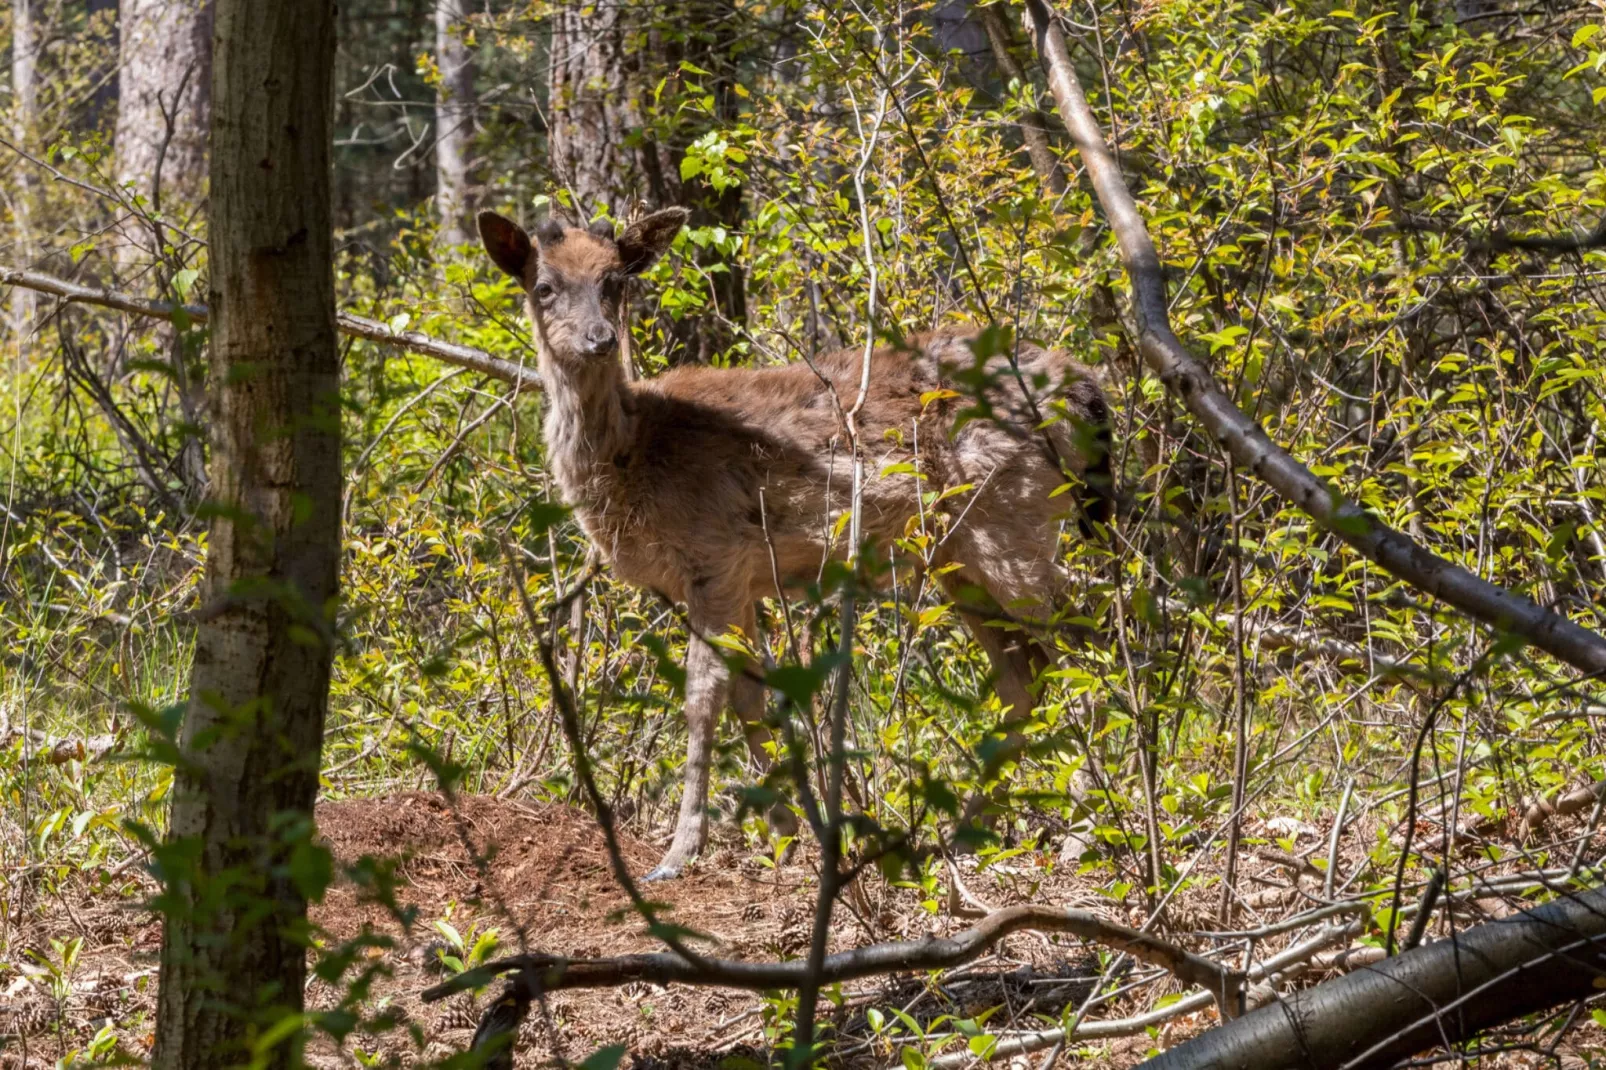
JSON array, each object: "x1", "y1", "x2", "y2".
[
  {"x1": 422, "y1": 904, "x2": 1243, "y2": 1013},
  {"x1": 919, "y1": 917, "x2": 1364, "y2": 1068},
  {"x1": 1022, "y1": 0, "x2": 1606, "y2": 677},
  {"x1": 1155, "y1": 596, "x2": 1428, "y2": 686},
  {"x1": 1137, "y1": 883, "x2": 1606, "y2": 1070},
  {"x1": 1521, "y1": 779, "x2": 1606, "y2": 838},
  {"x1": 0, "y1": 263, "x2": 542, "y2": 391}
]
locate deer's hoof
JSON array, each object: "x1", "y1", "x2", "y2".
[{"x1": 642, "y1": 860, "x2": 686, "y2": 882}]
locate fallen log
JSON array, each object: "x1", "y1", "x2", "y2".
[
  {"x1": 422, "y1": 903, "x2": 1244, "y2": 1013},
  {"x1": 1136, "y1": 882, "x2": 1606, "y2": 1070}
]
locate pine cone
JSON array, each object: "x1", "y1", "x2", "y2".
[{"x1": 431, "y1": 993, "x2": 480, "y2": 1034}]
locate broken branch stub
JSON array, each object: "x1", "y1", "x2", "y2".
[{"x1": 1020, "y1": 0, "x2": 1606, "y2": 678}]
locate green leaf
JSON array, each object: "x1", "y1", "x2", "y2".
[
  {"x1": 172, "y1": 268, "x2": 200, "y2": 301},
  {"x1": 289, "y1": 840, "x2": 334, "y2": 900}
]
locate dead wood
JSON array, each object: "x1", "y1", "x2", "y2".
[
  {"x1": 422, "y1": 903, "x2": 1243, "y2": 1011},
  {"x1": 1136, "y1": 882, "x2": 1606, "y2": 1070},
  {"x1": 0, "y1": 263, "x2": 542, "y2": 390}
]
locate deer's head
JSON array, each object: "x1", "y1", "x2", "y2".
[{"x1": 477, "y1": 207, "x2": 688, "y2": 367}]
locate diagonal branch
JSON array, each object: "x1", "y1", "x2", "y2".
[
  {"x1": 0, "y1": 263, "x2": 543, "y2": 391},
  {"x1": 1021, "y1": 0, "x2": 1606, "y2": 677},
  {"x1": 422, "y1": 902, "x2": 1243, "y2": 1011}
]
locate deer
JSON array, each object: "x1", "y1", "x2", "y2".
[{"x1": 477, "y1": 205, "x2": 1111, "y2": 880}]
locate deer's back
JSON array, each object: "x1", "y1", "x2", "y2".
[{"x1": 600, "y1": 329, "x2": 1103, "y2": 612}]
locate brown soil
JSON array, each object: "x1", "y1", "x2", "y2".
[
  {"x1": 7, "y1": 793, "x2": 1598, "y2": 1068},
  {"x1": 0, "y1": 794, "x2": 1110, "y2": 1069}
]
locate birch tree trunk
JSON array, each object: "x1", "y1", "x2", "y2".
[
  {"x1": 10, "y1": 0, "x2": 37, "y2": 328},
  {"x1": 150, "y1": 0, "x2": 338, "y2": 1065},
  {"x1": 434, "y1": 0, "x2": 477, "y2": 246},
  {"x1": 114, "y1": 0, "x2": 213, "y2": 261}
]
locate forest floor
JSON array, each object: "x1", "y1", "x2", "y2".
[{"x1": 2, "y1": 792, "x2": 1602, "y2": 1068}]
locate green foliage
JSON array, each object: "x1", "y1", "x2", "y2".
[{"x1": 4, "y1": 0, "x2": 1606, "y2": 1062}]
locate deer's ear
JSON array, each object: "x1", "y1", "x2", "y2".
[
  {"x1": 478, "y1": 211, "x2": 534, "y2": 282},
  {"x1": 617, "y1": 207, "x2": 689, "y2": 275}
]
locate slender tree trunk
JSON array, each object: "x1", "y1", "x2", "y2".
[
  {"x1": 114, "y1": 0, "x2": 214, "y2": 262},
  {"x1": 150, "y1": 0, "x2": 338, "y2": 1066},
  {"x1": 434, "y1": 0, "x2": 477, "y2": 246},
  {"x1": 976, "y1": 1, "x2": 1066, "y2": 194},
  {"x1": 10, "y1": 0, "x2": 37, "y2": 328}
]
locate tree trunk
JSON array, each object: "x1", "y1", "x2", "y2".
[
  {"x1": 114, "y1": 0, "x2": 213, "y2": 261},
  {"x1": 547, "y1": 0, "x2": 650, "y2": 219},
  {"x1": 10, "y1": 0, "x2": 37, "y2": 328},
  {"x1": 150, "y1": 0, "x2": 338, "y2": 1065},
  {"x1": 434, "y1": 0, "x2": 477, "y2": 246},
  {"x1": 546, "y1": 0, "x2": 748, "y2": 365}
]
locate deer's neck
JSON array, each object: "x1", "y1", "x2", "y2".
[{"x1": 539, "y1": 349, "x2": 636, "y2": 508}]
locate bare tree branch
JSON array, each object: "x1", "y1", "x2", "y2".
[
  {"x1": 421, "y1": 903, "x2": 1243, "y2": 1010},
  {"x1": 0, "y1": 263, "x2": 543, "y2": 390},
  {"x1": 1021, "y1": 0, "x2": 1606, "y2": 677}
]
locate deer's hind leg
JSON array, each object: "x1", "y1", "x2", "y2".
[{"x1": 728, "y1": 603, "x2": 801, "y2": 841}]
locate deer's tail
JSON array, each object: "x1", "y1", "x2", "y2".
[{"x1": 1078, "y1": 389, "x2": 1115, "y2": 536}]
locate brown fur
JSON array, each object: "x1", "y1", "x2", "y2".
[{"x1": 477, "y1": 208, "x2": 1110, "y2": 878}]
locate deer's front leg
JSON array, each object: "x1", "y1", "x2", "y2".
[{"x1": 643, "y1": 631, "x2": 730, "y2": 881}]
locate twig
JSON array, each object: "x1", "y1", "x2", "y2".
[
  {"x1": 1324, "y1": 778, "x2": 1355, "y2": 900},
  {"x1": 1401, "y1": 867, "x2": 1445, "y2": 952}
]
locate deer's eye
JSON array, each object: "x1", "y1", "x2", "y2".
[{"x1": 533, "y1": 281, "x2": 555, "y2": 301}]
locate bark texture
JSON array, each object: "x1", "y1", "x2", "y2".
[
  {"x1": 150, "y1": 0, "x2": 338, "y2": 1065},
  {"x1": 547, "y1": 0, "x2": 648, "y2": 218},
  {"x1": 114, "y1": 0, "x2": 213, "y2": 255},
  {"x1": 1138, "y1": 883, "x2": 1606, "y2": 1070},
  {"x1": 545, "y1": 0, "x2": 747, "y2": 364},
  {"x1": 434, "y1": 0, "x2": 477, "y2": 246},
  {"x1": 1024, "y1": 0, "x2": 1606, "y2": 676}
]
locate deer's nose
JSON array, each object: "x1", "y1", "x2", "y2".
[{"x1": 583, "y1": 324, "x2": 617, "y2": 357}]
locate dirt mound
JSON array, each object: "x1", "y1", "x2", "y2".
[
  {"x1": 314, "y1": 793, "x2": 805, "y2": 963},
  {"x1": 305, "y1": 793, "x2": 832, "y2": 1066}
]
